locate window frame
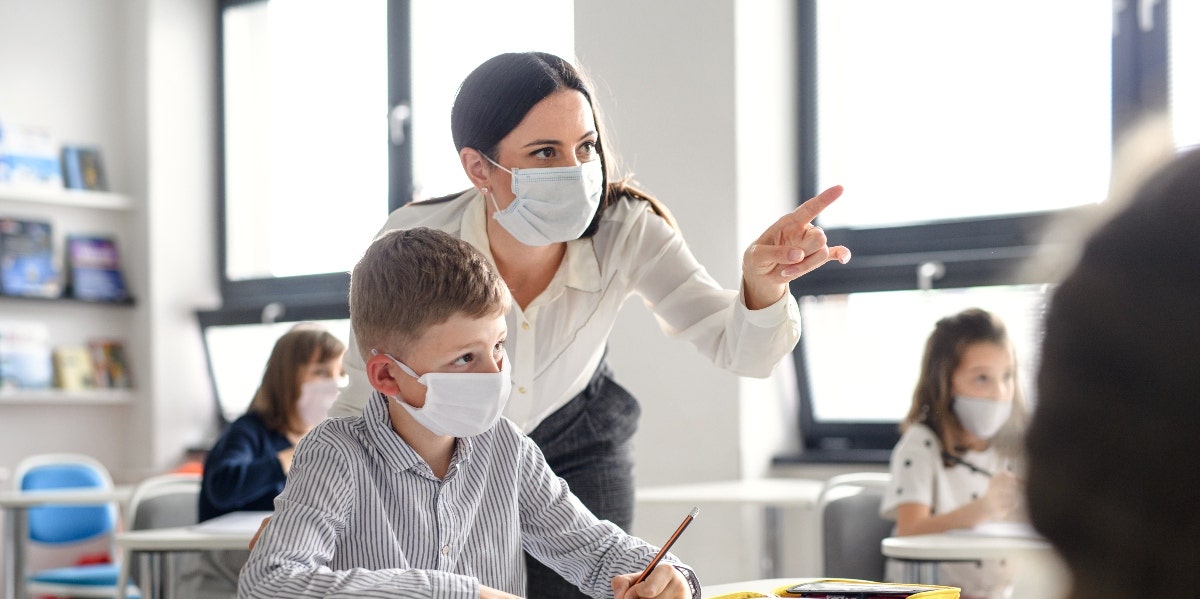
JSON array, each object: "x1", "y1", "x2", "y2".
[
  {"x1": 784, "y1": 0, "x2": 1171, "y2": 463},
  {"x1": 212, "y1": 0, "x2": 411, "y2": 317}
]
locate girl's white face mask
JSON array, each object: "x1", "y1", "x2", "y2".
[
  {"x1": 483, "y1": 154, "x2": 604, "y2": 246},
  {"x1": 953, "y1": 395, "x2": 1012, "y2": 439},
  {"x1": 296, "y1": 378, "x2": 340, "y2": 428},
  {"x1": 379, "y1": 350, "x2": 512, "y2": 438}
]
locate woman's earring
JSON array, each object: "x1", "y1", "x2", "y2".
[{"x1": 481, "y1": 187, "x2": 488, "y2": 196}]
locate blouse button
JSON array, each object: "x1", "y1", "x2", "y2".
[
  {"x1": 441, "y1": 545, "x2": 451, "y2": 556},
  {"x1": 522, "y1": 322, "x2": 531, "y2": 330},
  {"x1": 519, "y1": 387, "x2": 527, "y2": 394}
]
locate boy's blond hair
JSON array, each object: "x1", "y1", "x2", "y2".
[{"x1": 349, "y1": 227, "x2": 510, "y2": 361}]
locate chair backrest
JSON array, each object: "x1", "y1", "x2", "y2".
[
  {"x1": 15, "y1": 453, "x2": 117, "y2": 544},
  {"x1": 817, "y1": 472, "x2": 893, "y2": 581},
  {"x1": 126, "y1": 472, "x2": 202, "y2": 531}
]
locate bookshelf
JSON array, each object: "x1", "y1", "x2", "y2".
[{"x1": 0, "y1": 186, "x2": 136, "y2": 400}]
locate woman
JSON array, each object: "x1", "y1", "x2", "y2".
[{"x1": 329, "y1": 51, "x2": 849, "y2": 599}]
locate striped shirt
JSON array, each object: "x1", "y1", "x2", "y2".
[{"x1": 238, "y1": 391, "x2": 697, "y2": 598}]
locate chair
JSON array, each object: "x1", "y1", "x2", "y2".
[
  {"x1": 115, "y1": 472, "x2": 203, "y2": 599},
  {"x1": 13, "y1": 453, "x2": 138, "y2": 598},
  {"x1": 816, "y1": 472, "x2": 893, "y2": 581}
]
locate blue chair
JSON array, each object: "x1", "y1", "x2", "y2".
[{"x1": 14, "y1": 453, "x2": 139, "y2": 598}]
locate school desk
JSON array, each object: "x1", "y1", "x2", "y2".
[
  {"x1": 881, "y1": 531, "x2": 1055, "y2": 585},
  {"x1": 113, "y1": 510, "x2": 270, "y2": 599}
]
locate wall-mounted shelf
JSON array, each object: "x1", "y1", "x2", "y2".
[
  {"x1": 0, "y1": 187, "x2": 133, "y2": 211},
  {"x1": 0, "y1": 293, "x2": 136, "y2": 307},
  {"x1": 0, "y1": 388, "x2": 134, "y2": 405}
]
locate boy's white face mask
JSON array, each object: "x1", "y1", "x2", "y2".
[
  {"x1": 379, "y1": 350, "x2": 512, "y2": 438},
  {"x1": 953, "y1": 396, "x2": 1012, "y2": 439},
  {"x1": 483, "y1": 154, "x2": 604, "y2": 246}
]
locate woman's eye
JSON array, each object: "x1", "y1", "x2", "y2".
[
  {"x1": 578, "y1": 141, "x2": 598, "y2": 159},
  {"x1": 532, "y1": 147, "x2": 555, "y2": 159},
  {"x1": 493, "y1": 340, "x2": 506, "y2": 355},
  {"x1": 452, "y1": 353, "x2": 474, "y2": 367}
]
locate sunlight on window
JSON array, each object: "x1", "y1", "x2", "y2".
[
  {"x1": 222, "y1": 1, "x2": 573, "y2": 281},
  {"x1": 815, "y1": 1, "x2": 1112, "y2": 228},
  {"x1": 800, "y1": 285, "x2": 1049, "y2": 423},
  {"x1": 409, "y1": 1, "x2": 574, "y2": 200},
  {"x1": 223, "y1": 1, "x2": 387, "y2": 280},
  {"x1": 1170, "y1": 0, "x2": 1199, "y2": 149}
]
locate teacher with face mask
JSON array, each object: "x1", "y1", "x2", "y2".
[{"x1": 329, "y1": 51, "x2": 850, "y2": 599}]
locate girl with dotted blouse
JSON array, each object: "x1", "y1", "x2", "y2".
[{"x1": 880, "y1": 308, "x2": 1028, "y2": 599}]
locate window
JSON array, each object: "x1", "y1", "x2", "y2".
[
  {"x1": 787, "y1": 0, "x2": 1174, "y2": 462},
  {"x1": 204, "y1": 0, "x2": 573, "y2": 425}
]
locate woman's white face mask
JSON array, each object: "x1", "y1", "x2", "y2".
[
  {"x1": 378, "y1": 350, "x2": 512, "y2": 438},
  {"x1": 483, "y1": 154, "x2": 604, "y2": 246},
  {"x1": 296, "y1": 378, "x2": 340, "y2": 428}
]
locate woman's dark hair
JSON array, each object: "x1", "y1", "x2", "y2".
[
  {"x1": 1026, "y1": 147, "x2": 1200, "y2": 598},
  {"x1": 449, "y1": 51, "x2": 675, "y2": 234},
  {"x1": 248, "y1": 323, "x2": 345, "y2": 436},
  {"x1": 904, "y1": 308, "x2": 1025, "y2": 463}
]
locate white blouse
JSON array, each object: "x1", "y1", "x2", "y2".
[{"x1": 329, "y1": 190, "x2": 801, "y2": 432}]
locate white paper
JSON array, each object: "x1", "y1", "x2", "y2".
[{"x1": 190, "y1": 510, "x2": 272, "y2": 535}]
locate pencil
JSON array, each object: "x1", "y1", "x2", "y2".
[{"x1": 634, "y1": 506, "x2": 699, "y2": 585}]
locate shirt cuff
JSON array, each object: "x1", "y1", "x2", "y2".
[
  {"x1": 736, "y1": 286, "x2": 801, "y2": 328},
  {"x1": 673, "y1": 564, "x2": 702, "y2": 599}
]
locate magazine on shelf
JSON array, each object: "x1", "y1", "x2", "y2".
[
  {"x1": 0, "y1": 217, "x2": 60, "y2": 299},
  {"x1": 0, "y1": 321, "x2": 53, "y2": 390},
  {"x1": 66, "y1": 234, "x2": 128, "y2": 302},
  {"x1": 53, "y1": 345, "x2": 97, "y2": 390},
  {"x1": 88, "y1": 338, "x2": 131, "y2": 389},
  {"x1": 61, "y1": 145, "x2": 109, "y2": 191}
]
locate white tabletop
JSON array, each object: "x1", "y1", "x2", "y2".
[
  {"x1": 882, "y1": 532, "x2": 1054, "y2": 561},
  {"x1": 0, "y1": 485, "x2": 133, "y2": 507},
  {"x1": 636, "y1": 478, "x2": 824, "y2": 508},
  {"x1": 115, "y1": 510, "x2": 271, "y2": 553}
]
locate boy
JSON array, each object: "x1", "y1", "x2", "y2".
[{"x1": 238, "y1": 227, "x2": 699, "y2": 599}]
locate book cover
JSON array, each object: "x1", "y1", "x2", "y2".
[
  {"x1": 66, "y1": 234, "x2": 127, "y2": 302},
  {"x1": 0, "y1": 217, "x2": 61, "y2": 298},
  {"x1": 0, "y1": 120, "x2": 63, "y2": 189},
  {"x1": 61, "y1": 145, "x2": 108, "y2": 191},
  {"x1": 53, "y1": 345, "x2": 96, "y2": 390},
  {"x1": 88, "y1": 338, "x2": 131, "y2": 389},
  {"x1": 0, "y1": 322, "x2": 53, "y2": 390}
]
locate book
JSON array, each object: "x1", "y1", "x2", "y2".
[
  {"x1": 53, "y1": 345, "x2": 97, "y2": 390},
  {"x1": 0, "y1": 120, "x2": 63, "y2": 189},
  {"x1": 88, "y1": 338, "x2": 131, "y2": 389},
  {"x1": 0, "y1": 322, "x2": 53, "y2": 390},
  {"x1": 61, "y1": 145, "x2": 108, "y2": 191},
  {"x1": 0, "y1": 217, "x2": 61, "y2": 298},
  {"x1": 66, "y1": 234, "x2": 128, "y2": 302}
]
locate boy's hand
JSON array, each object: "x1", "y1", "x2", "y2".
[
  {"x1": 611, "y1": 564, "x2": 690, "y2": 599},
  {"x1": 479, "y1": 585, "x2": 523, "y2": 599}
]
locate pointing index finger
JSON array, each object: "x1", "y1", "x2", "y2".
[{"x1": 792, "y1": 185, "x2": 844, "y2": 225}]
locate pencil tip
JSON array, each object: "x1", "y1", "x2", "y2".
[{"x1": 689, "y1": 507, "x2": 699, "y2": 518}]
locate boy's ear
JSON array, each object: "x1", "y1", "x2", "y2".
[
  {"x1": 460, "y1": 147, "x2": 491, "y2": 190},
  {"x1": 365, "y1": 353, "x2": 402, "y2": 398}
]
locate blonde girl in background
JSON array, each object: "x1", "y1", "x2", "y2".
[{"x1": 881, "y1": 308, "x2": 1028, "y2": 599}]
